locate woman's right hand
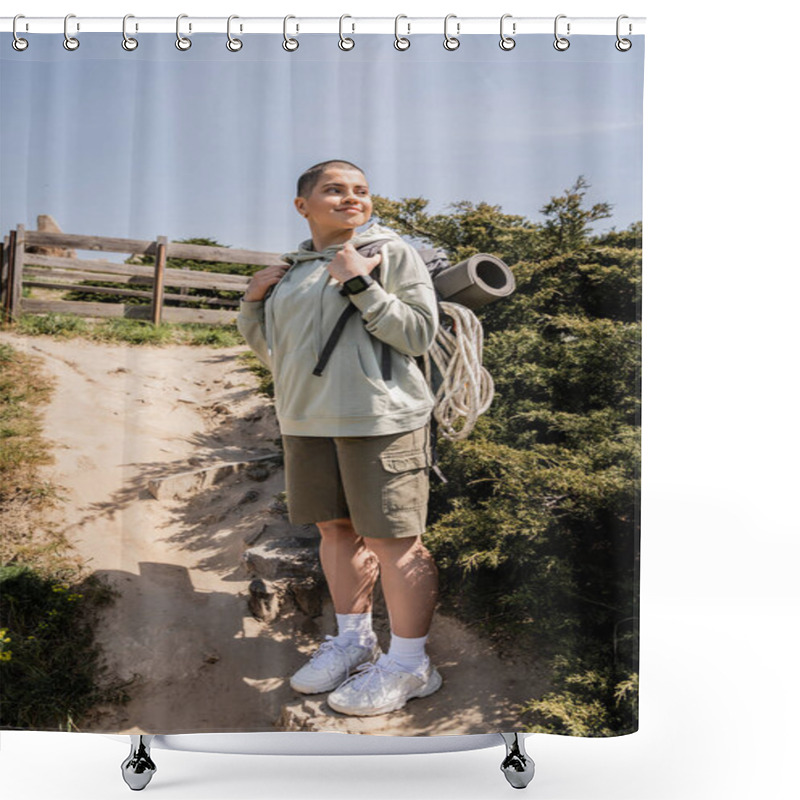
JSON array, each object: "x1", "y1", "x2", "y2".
[{"x1": 242, "y1": 264, "x2": 290, "y2": 302}]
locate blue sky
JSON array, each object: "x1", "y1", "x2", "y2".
[{"x1": 1, "y1": 32, "x2": 643, "y2": 261}]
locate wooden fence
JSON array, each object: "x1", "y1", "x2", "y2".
[{"x1": 0, "y1": 224, "x2": 286, "y2": 325}]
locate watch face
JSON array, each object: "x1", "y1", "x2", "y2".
[{"x1": 347, "y1": 276, "x2": 368, "y2": 291}]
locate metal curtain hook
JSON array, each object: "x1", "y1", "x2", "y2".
[
  {"x1": 394, "y1": 14, "x2": 410, "y2": 51},
  {"x1": 176, "y1": 13, "x2": 191, "y2": 50},
  {"x1": 227, "y1": 15, "x2": 243, "y2": 51},
  {"x1": 122, "y1": 14, "x2": 138, "y2": 51},
  {"x1": 12, "y1": 14, "x2": 29, "y2": 51},
  {"x1": 499, "y1": 14, "x2": 516, "y2": 50},
  {"x1": 553, "y1": 14, "x2": 570, "y2": 51},
  {"x1": 63, "y1": 13, "x2": 79, "y2": 51},
  {"x1": 339, "y1": 14, "x2": 355, "y2": 50},
  {"x1": 616, "y1": 14, "x2": 632, "y2": 51},
  {"x1": 444, "y1": 14, "x2": 460, "y2": 51},
  {"x1": 283, "y1": 15, "x2": 299, "y2": 51}
]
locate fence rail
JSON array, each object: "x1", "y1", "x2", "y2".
[{"x1": 1, "y1": 224, "x2": 285, "y2": 325}]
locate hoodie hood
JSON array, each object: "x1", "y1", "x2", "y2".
[{"x1": 279, "y1": 222, "x2": 404, "y2": 266}]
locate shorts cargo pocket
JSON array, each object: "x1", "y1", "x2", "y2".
[{"x1": 380, "y1": 448, "x2": 431, "y2": 515}]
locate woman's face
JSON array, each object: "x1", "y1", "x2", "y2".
[{"x1": 296, "y1": 167, "x2": 373, "y2": 236}]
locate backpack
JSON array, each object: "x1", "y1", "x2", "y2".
[{"x1": 310, "y1": 238, "x2": 453, "y2": 483}]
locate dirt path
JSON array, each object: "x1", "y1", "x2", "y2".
[{"x1": 0, "y1": 330, "x2": 548, "y2": 735}]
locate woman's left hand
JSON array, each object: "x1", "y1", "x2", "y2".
[{"x1": 327, "y1": 241, "x2": 382, "y2": 283}]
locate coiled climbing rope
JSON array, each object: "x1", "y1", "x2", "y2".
[{"x1": 420, "y1": 300, "x2": 495, "y2": 441}]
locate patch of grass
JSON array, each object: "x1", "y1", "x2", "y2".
[
  {"x1": 90, "y1": 317, "x2": 176, "y2": 345},
  {"x1": 181, "y1": 323, "x2": 241, "y2": 347},
  {"x1": 0, "y1": 564, "x2": 132, "y2": 731},
  {"x1": 0, "y1": 341, "x2": 131, "y2": 731},
  {"x1": 0, "y1": 341, "x2": 60, "y2": 516},
  {"x1": 8, "y1": 312, "x2": 243, "y2": 348},
  {"x1": 237, "y1": 351, "x2": 274, "y2": 397},
  {"x1": 12, "y1": 312, "x2": 89, "y2": 337},
  {"x1": 1, "y1": 342, "x2": 71, "y2": 571}
]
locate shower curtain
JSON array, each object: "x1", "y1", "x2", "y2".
[{"x1": 0, "y1": 21, "x2": 643, "y2": 740}]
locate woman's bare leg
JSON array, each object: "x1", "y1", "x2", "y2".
[
  {"x1": 361, "y1": 535, "x2": 438, "y2": 638},
  {"x1": 316, "y1": 517, "x2": 380, "y2": 614}
]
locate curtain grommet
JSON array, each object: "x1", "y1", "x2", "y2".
[
  {"x1": 175, "y1": 14, "x2": 191, "y2": 51},
  {"x1": 226, "y1": 15, "x2": 243, "y2": 52},
  {"x1": 121, "y1": 14, "x2": 138, "y2": 51},
  {"x1": 499, "y1": 14, "x2": 516, "y2": 50},
  {"x1": 12, "y1": 14, "x2": 29, "y2": 51},
  {"x1": 339, "y1": 14, "x2": 355, "y2": 50},
  {"x1": 394, "y1": 15, "x2": 410, "y2": 51},
  {"x1": 443, "y1": 14, "x2": 460, "y2": 51},
  {"x1": 63, "y1": 13, "x2": 80, "y2": 51},
  {"x1": 283, "y1": 15, "x2": 299, "y2": 51},
  {"x1": 553, "y1": 14, "x2": 570, "y2": 51}
]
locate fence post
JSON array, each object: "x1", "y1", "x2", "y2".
[
  {"x1": 0, "y1": 236, "x2": 7, "y2": 320},
  {"x1": 3, "y1": 231, "x2": 15, "y2": 322},
  {"x1": 152, "y1": 235, "x2": 167, "y2": 324},
  {"x1": 11, "y1": 224, "x2": 25, "y2": 321}
]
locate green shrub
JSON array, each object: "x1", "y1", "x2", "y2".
[{"x1": 0, "y1": 563, "x2": 130, "y2": 730}]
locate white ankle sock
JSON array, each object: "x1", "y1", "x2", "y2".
[
  {"x1": 335, "y1": 612, "x2": 375, "y2": 646},
  {"x1": 387, "y1": 632, "x2": 429, "y2": 674}
]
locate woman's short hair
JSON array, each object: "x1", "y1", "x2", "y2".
[{"x1": 297, "y1": 160, "x2": 367, "y2": 199}]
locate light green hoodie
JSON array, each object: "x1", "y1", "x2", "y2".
[{"x1": 236, "y1": 223, "x2": 438, "y2": 436}]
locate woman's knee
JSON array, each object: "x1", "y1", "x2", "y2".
[
  {"x1": 316, "y1": 517, "x2": 362, "y2": 542},
  {"x1": 363, "y1": 534, "x2": 425, "y2": 563}
]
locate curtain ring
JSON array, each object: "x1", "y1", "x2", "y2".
[
  {"x1": 122, "y1": 14, "x2": 138, "y2": 51},
  {"x1": 553, "y1": 14, "x2": 570, "y2": 51},
  {"x1": 499, "y1": 14, "x2": 516, "y2": 50},
  {"x1": 394, "y1": 14, "x2": 410, "y2": 51},
  {"x1": 443, "y1": 14, "x2": 460, "y2": 51},
  {"x1": 12, "y1": 14, "x2": 29, "y2": 51},
  {"x1": 227, "y1": 15, "x2": 243, "y2": 51},
  {"x1": 63, "y1": 13, "x2": 80, "y2": 51},
  {"x1": 176, "y1": 14, "x2": 191, "y2": 51},
  {"x1": 283, "y1": 15, "x2": 299, "y2": 51},
  {"x1": 615, "y1": 15, "x2": 632, "y2": 51},
  {"x1": 339, "y1": 15, "x2": 355, "y2": 51}
]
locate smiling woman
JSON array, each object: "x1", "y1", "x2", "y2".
[
  {"x1": 295, "y1": 161, "x2": 374, "y2": 251},
  {"x1": 237, "y1": 158, "x2": 443, "y2": 717}
]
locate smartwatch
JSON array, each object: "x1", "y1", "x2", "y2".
[{"x1": 339, "y1": 273, "x2": 375, "y2": 296}]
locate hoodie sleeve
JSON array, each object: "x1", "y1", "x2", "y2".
[
  {"x1": 236, "y1": 298, "x2": 273, "y2": 372},
  {"x1": 346, "y1": 240, "x2": 439, "y2": 357}
]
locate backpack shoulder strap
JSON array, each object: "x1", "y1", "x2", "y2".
[
  {"x1": 313, "y1": 241, "x2": 394, "y2": 379},
  {"x1": 312, "y1": 302, "x2": 360, "y2": 377}
]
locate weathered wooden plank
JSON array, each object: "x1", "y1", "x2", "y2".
[
  {"x1": 152, "y1": 237, "x2": 167, "y2": 324},
  {"x1": 165, "y1": 241, "x2": 286, "y2": 267},
  {"x1": 23, "y1": 231, "x2": 159, "y2": 256},
  {"x1": 24, "y1": 282, "x2": 153, "y2": 300},
  {"x1": 23, "y1": 281, "x2": 238, "y2": 307},
  {"x1": 159, "y1": 305, "x2": 238, "y2": 324},
  {"x1": 20, "y1": 298, "x2": 151, "y2": 318},
  {"x1": 22, "y1": 256, "x2": 251, "y2": 288},
  {"x1": 0, "y1": 236, "x2": 7, "y2": 312},
  {"x1": 12, "y1": 225, "x2": 25, "y2": 319},
  {"x1": 2, "y1": 231, "x2": 15, "y2": 320},
  {"x1": 20, "y1": 297, "x2": 238, "y2": 325},
  {"x1": 23, "y1": 231, "x2": 285, "y2": 266}
]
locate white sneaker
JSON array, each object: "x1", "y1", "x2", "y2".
[
  {"x1": 289, "y1": 635, "x2": 382, "y2": 694},
  {"x1": 326, "y1": 653, "x2": 443, "y2": 716}
]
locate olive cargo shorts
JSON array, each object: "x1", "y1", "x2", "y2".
[{"x1": 281, "y1": 422, "x2": 432, "y2": 539}]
